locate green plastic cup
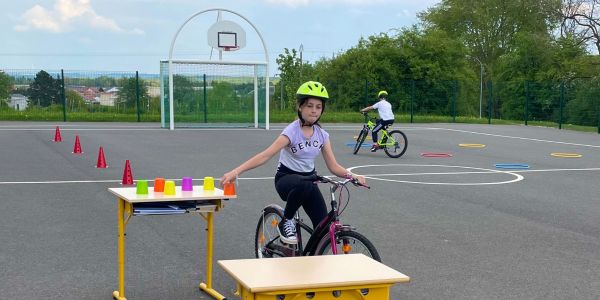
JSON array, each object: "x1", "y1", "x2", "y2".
[{"x1": 136, "y1": 180, "x2": 148, "y2": 195}]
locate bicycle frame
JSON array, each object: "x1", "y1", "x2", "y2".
[
  {"x1": 364, "y1": 113, "x2": 396, "y2": 147},
  {"x1": 263, "y1": 177, "x2": 361, "y2": 257}
]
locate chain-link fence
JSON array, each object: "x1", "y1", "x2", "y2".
[
  {"x1": 2, "y1": 69, "x2": 599, "y2": 133},
  {"x1": 0, "y1": 69, "x2": 160, "y2": 122},
  {"x1": 271, "y1": 77, "x2": 600, "y2": 133}
]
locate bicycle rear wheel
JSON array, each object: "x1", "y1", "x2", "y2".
[
  {"x1": 315, "y1": 230, "x2": 381, "y2": 262},
  {"x1": 255, "y1": 206, "x2": 285, "y2": 258},
  {"x1": 353, "y1": 127, "x2": 369, "y2": 155},
  {"x1": 383, "y1": 130, "x2": 408, "y2": 158}
]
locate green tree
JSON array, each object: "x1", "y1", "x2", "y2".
[
  {"x1": 117, "y1": 77, "x2": 149, "y2": 111},
  {"x1": 419, "y1": 0, "x2": 561, "y2": 77},
  {"x1": 28, "y1": 70, "x2": 61, "y2": 107},
  {"x1": 66, "y1": 89, "x2": 86, "y2": 112},
  {"x1": 276, "y1": 48, "x2": 315, "y2": 110},
  {"x1": 0, "y1": 71, "x2": 13, "y2": 108}
]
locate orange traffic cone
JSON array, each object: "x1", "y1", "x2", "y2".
[
  {"x1": 73, "y1": 135, "x2": 83, "y2": 154},
  {"x1": 121, "y1": 160, "x2": 134, "y2": 185},
  {"x1": 53, "y1": 126, "x2": 62, "y2": 142},
  {"x1": 96, "y1": 146, "x2": 107, "y2": 168}
]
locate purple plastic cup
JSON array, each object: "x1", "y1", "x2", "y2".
[{"x1": 181, "y1": 177, "x2": 193, "y2": 191}]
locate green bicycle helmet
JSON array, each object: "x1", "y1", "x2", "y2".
[
  {"x1": 377, "y1": 90, "x2": 388, "y2": 99},
  {"x1": 296, "y1": 81, "x2": 329, "y2": 126},
  {"x1": 296, "y1": 81, "x2": 329, "y2": 100}
]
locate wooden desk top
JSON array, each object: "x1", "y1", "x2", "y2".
[
  {"x1": 108, "y1": 186, "x2": 236, "y2": 203},
  {"x1": 218, "y1": 254, "x2": 409, "y2": 293}
]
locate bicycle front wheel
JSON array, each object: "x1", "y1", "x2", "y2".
[
  {"x1": 315, "y1": 230, "x2": 381, "y2": 262},
  {"x1": 353, "y1": 127, "x2": 369, "y2": 155},
  {"x1": 383, "y1": 130, "x2": 408, "y2": 158},
  {"x1": 255, "y1": 206, "x2": 284, "y2": 259}
]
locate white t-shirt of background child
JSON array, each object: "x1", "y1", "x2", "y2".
[
  {"x1": 372, "y1": 99, "x2": 394, "y2": 121},
  {"x1": 278, "y1": 120, "x2": 329, "y2": 173}
]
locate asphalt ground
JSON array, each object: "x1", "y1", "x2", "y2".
[{"x1": 1, "y1": 121, "x2": 599, "y2": 299}]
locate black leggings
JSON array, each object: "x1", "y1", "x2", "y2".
[{"x1": 274, "y1": 165, "x2": 327, "y2": 228}]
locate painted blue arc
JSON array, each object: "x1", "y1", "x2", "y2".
[{"x1": 495, "y1": 163, "x2": 530, "y2": 169}]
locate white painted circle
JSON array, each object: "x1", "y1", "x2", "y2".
[{"x1": 347, "y1": 164, "x2": 524, "y2": 186}]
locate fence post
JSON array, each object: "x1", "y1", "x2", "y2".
[
  {"x1": 135, "y1": 71, "x2": 141, "y2": 122},
  {"x1": 559, "y1": 82, "x2": 565, "y2": 130},
  {"x1": 410, "y1": 80, "x2": 415, "y2": 123},
  {"x1": 61, "y1": 69, "x2": 67, "y2": 122},
  {"x1": 524, "y1": 81, "x2": 529, "y2": 126},
  {"x1": 487, "y1": 81, "x2": 492, "y2": 124},
  {"x1": 452, "y1": 81, "x2": 457, "y2": 123},
  {"x1": 203, "y1": 74, "x2": 208, "y2": 123}
]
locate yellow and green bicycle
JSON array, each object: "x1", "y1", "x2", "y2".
[{"x1": 353, "y1": 112, "x2": 408, "y2": 158}]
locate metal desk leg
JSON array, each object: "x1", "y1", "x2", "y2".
[
  {"x1": 113, "y1": 197, "x2": 127, "y2": 300},
  {"x1": 199, "y1": 211, "x2": 226, "y2": 300}
]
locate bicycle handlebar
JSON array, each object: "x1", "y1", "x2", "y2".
[
  {"x1": 361, "y1": 112, "x2": 378, "y2": 123},
  {"x1": 304, "y1": 174, "x2": 370, "y2": 189}
]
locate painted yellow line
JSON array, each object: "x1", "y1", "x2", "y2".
[
  {"x1": 551, "y1": 152, "x2": 582, "y2": 158},
  {"x1": 459, "y1": 143, "x2": 486, "y2": 148},
  {"x1": 353, "y1": 136, "x2": 372, "y2": 140}
]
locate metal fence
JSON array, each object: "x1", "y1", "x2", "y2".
[
  {"x1": 0, "y1": 69, "x2": 160, "y2": 122},
  {"x1": 2, "y1": 69, "x2": 599, "y2": 133}
]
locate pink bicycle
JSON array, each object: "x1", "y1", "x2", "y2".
[{"x1": 255, "y1": 174, "x2": 381, "y2": 261}]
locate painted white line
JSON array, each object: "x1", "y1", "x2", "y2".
[
  {"x1": 348, "y1": 164, "x2": 523, "y2": 186},
  {"x1": 2, "y1": 167, "x2": 597, "y2": 185},
  {"x1": 438, "y1": 128, "x2": 600, "y2": 148},
  {"x1": 508, "y1": 167, "x2": 600, "y2": 173},
  {"x1": 0, "y1": 128, "x2": 265, "y2": 131}
]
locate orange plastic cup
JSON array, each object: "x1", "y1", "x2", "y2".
[
  {"x1": 154, "y1": 177, "x2": 165, "y2": 192},
  {"x1": 223, "y1": 182, "x2": 236, "y2": 196}
]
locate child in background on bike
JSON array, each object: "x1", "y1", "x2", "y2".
[
  {"x1": 360, "y1": 90, "x2": 395, "y2": 152},
  {"x1": 220, "y1": 81, "x2": 366, "y2": 245}
]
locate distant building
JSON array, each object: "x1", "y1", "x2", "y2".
[
  {"x1": 147, "y1": 86, "x2": 160, "y2": 97},
  {"x1": 9, "y1": 94, "x2": 28, "y2": 111},
  {"x1": 99, "y1": 91, "x2": 118, "y2": 106}
]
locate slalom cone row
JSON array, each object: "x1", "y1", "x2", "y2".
[{"x1": 53, "y1": 126, "x2": 134, "y2": 185}]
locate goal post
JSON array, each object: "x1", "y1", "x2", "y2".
[
  {"x1": 160, "y1": 59, "x2": 268, "y2": 128},
  {"x1": 161, "y1": 8, "x2": 270, "y2": 130}
]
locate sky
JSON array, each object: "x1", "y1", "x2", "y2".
[{"x1": 1, "y1": 0, "x2": 441, "y2": 75}]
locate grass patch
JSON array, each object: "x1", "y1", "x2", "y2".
[{"x1": 0, "y1": 108, "x2": 597, "y2": 134}]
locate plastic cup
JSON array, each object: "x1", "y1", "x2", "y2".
[
  {"x1": 164, "y1": 180, "x2": 176, "y2": 195},
  {"x1": 203, "y1": 176, "x2": 214, "y2": 191},
  {"x1": 136, "y1": 180, "x2": 148, "y2": 195},
  {"x1": 154, "y1": 178, "x2": 165, "y2": 192},
  {"x1": 182, "y1": 177, "x2": 193, "y2": 191},
  {"x1": 223, "y1": 182, "x2": 236, "y2": 196}
]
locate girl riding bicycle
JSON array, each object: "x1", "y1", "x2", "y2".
[{"x1": 220, "y1": 81, "x2": 366, "y2": 245}]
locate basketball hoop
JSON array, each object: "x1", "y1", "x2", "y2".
[{"x1": 222, "y1": 46, "x2": 238, "y2": 52}]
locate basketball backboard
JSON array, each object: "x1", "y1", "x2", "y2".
[{"x1": 208, "y1": 20, "x2": 246, "y2": 51}]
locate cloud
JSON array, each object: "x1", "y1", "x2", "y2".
[{"x1": 14, "y1": 0, "x2": 143, "y2": 34}]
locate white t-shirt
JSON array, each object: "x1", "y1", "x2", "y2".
[
  {"x1": 372, "y1": 99, "x2": 394, "y2": 121},
  {"x1": 278, "y1": 120, "x2": 330, "y2": 173}
]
